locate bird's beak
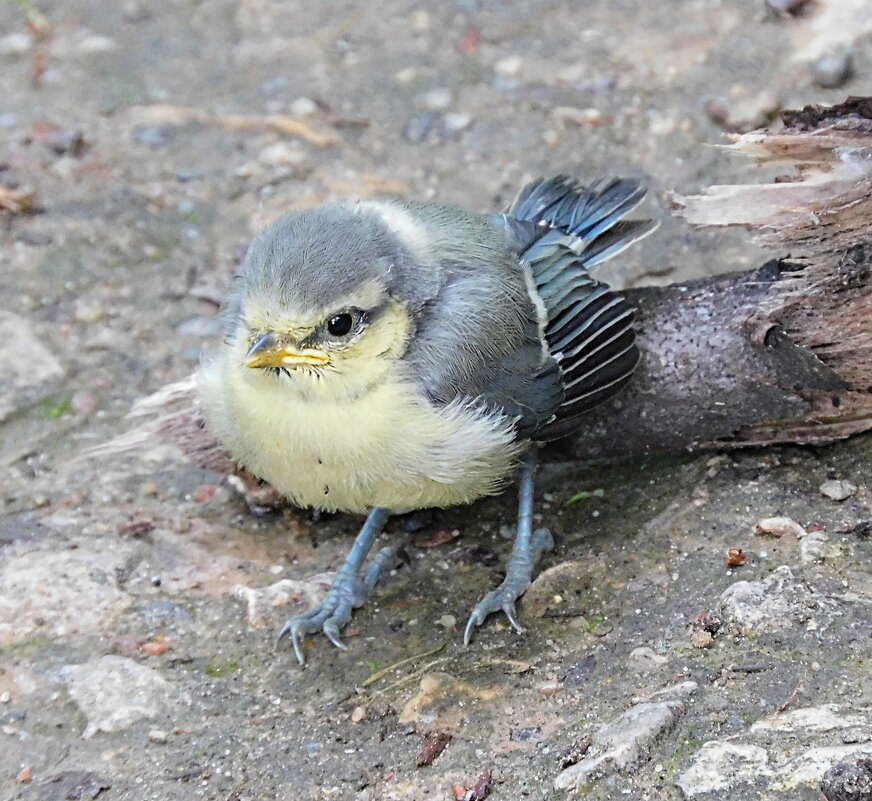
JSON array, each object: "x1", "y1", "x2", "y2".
[{"x1": 245, "y1": 333, "x2": 329, "y2": 369}]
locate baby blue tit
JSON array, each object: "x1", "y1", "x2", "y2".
[{"x1": 199, "y1": 176, "x2": 657, "y2": 664}]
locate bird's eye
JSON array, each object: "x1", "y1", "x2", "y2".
[{"x1": 326, "y1": 313, "x2": 354, "y2": 337}]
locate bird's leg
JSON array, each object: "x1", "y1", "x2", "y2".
[
  {"x1": 464, "y1": 449, "x2": 553, "y2": 645},
  {"x1": 278, "y1": 506, "x2": 394, "y2": 665}
]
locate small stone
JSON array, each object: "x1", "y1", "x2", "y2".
[
  {"x1": 73, "y1": 298, "x2": 106, "y2": 323},
  {"x1": 813, "y1": 51, "x2": 854, "y2": 89},
  {"x1": 421, "y1": 87, "x2": 453, "y2": 112},
  {"x1": 537, "y1": 678, "x2": 562, "y2": 696},
  {"x1": 140, "y1": 481, "x2": 160, "y2": 497},
  {"x1": 820, "y1": 480, "x2": 857, "y2": 501},
  {"x1": 411, "y1": 9, "x2": 431, "y2": 30},
  {"x1": 148, "y1": 729, "x2": 168, "y2": 743},
  {"x1": 437, "y1": 614, "x2": 457, "y2": 629},
  {"x1": 720, "y1": 565, "x2": 835, "y2": 634},
  {"x1": 705, "y1": 91, "x2": 781, "y2": 133},
  {"x1": 820, "y1": 756, "x2": 872, "y2": 801},
  {"x1": 0, "y1": 691, "x2": 10, "y2": 703},
  {"x1": 74, "y1": 34, "x2": 117, "y2": 54},
  {"x1": 494, "y1": 55, "x2": 522, "y2": 76},
  {"x1": 677, "y1": 743, "x2": 771, "y2": 796},
  {"x1": 628, "y1": 647, "x2": 668, "y2": 671},
  {"x1": 554, "y1": 701, "x2": 683, "y2": 789},
  {"x1": 351, "y1": 705, "x2": 367, "y2": 723},
  {"x1": 289, "y1": 96, "x2": 319, "y2": 116},
  {"x1": 0, "y1": 33, "x2": 33, "y2": 57},
  {"x1": 755, "y1": 516, "x2": 806, "y2": 538},
  {"x1": 258, "y1": 141, "x2": 307, "y2": 167},
  {"x1": 18, "y1": 766, "x2": 31, "y2": 783},
  {"x1": 133, "y1": 124, "x2": 176, "y2": 147},
  {"x1": 800, "y1": 530, "x2": 829, "y2": 563},
  {"x1": 691, "y1": 629, "x2": 713, "y2": 649},
  {"x1": 552, "y1": 106, "x2": 603, "y2": 128},
  {"x1": 442, "y1": 112, "x2": 472, "y2": 135}
]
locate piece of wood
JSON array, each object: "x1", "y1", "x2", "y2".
[{"x1": 97, "y1": 98, "x2": 872, "y2": 471}]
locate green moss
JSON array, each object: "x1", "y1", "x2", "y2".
[
  {"x1": 39, "y1": 397, "x2": 73, "y2": 419},
  {"x1": 204, "y1": 659, "x2": 239, "y2": 678}
]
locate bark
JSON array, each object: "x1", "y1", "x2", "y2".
[{"x1": 100, "y1": 98, "x2": 872, "y2": 469}]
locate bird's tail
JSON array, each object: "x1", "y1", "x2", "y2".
[{"x1": 508, "y1": 175, "x2": 659, "y2": 269}]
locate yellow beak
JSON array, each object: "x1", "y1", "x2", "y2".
[{"x1": 245, "y1": 333, "x2": 329, "y2": 369}]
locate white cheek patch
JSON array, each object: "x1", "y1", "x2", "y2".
[{"x1": 352, "y1": 200, "x2": 435, "y2": 268}]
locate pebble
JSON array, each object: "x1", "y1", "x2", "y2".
[
  {"x1": 0, "y1": 691, "x2": 10, "y2": 703},
  {"x1": 494, "y1": 55, "x2": 522, "y2": 76},
  {"x1": 0, "y1": 33, "x2": 33, "y2": 57},
  {"x1": 350, "y1": 705, "x2": 366, "y2": 723},
  {"x1": 820, "y1": 480, "x2": 857, "y2": 501},
  {"x1": 554, "y1": 701, "x2": 684, "y2": 789},
  {"x1": 437, "y1": 614, "x2": 457, "y2": 629},
  {"x1": 691, "y1": 629, "x2": 713, "y2": 649},
  {"x1": 133, "y1": 124, "x2": 176, "y2": 147},
  {"x1": 813, "y1": 51, "x2": 854, "y2": 89},
  {"x1": 148, "y1": 729, "x2": 168, "y2": 743},
  {"x1": 820, "y1": 757, "x2": 872, "y2": 801},
  {"x1": 421, "y1": 87, "x2": 452, "y2": 112},
  {"x1": 260, "y1": 76, "x2": 289, "y2": 95},
  {"x1": 74, "y1": 34, "x2": 117, "y2": 54},
  {"x1": 258, "y1": 141, "x2": 307, "y2": 167},
  {"x1": 18, "y1": 766, "x2": 31, "y2": 783},
  {"x1": 73, "y1": 297, "x2": 107, "y2": 323},
  {"x1": 442, "y1": 112, "x2": 472, "y2": 136},
  {"x1": 627, "y1": 646, "x2": 668, "y2": 671},
  {"x1": 705, "y1": 91, "x2": 781, "y2": 133},
  {"x1": 720, "y1": 565, "x2": 835, "y2": 634},
  {"x1": 289, "y1": 96, "x2": 319, "y2": 116},
  {"x1": 754, "y1": 516, "x2": 806, "y2": 538}
]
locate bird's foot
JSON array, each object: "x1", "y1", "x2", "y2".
[
  {"x1": 464, "y1": 527, "x2": 553, "y2": 645},
  {"x1": 278, "y1": 545, "x2": 398, "y2": 665}
]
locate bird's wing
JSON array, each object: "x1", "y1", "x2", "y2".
[
  {"x1": 497, "y1": 175, "x2": 659, "y2": 441},
  {"x1": 394, "y1": 201, "x2": 565, "y2": 440}
]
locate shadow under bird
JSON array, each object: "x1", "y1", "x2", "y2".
[{"x1": 199, "y1": 175, "x2": 658, "y2": 664}]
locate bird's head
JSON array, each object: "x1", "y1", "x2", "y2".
[{"x1": 221, "y1": 204, "x2": 425, "y2": 400}]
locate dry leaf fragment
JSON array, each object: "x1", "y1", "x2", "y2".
[
  {"x1": 725, "y1": 548, "x2": 747, "y2": 567},
  {"x1": 415, "y1": 731, "x2": 451, "y2": 767}
]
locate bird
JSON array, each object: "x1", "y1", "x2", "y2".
[{"x1": 198, "y1": 175, "x2": 658, "y2": 664}]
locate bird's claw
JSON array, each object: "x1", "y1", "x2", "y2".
[
  {"x1": 277, "y1": 543, "x2": 399, "y2": 665},
  {"x1": 464, "y1": 527, "x2": 553, "y2": 645},
  {"x1": 278, "y1": 590, "x2": 356, "y2": 665}
]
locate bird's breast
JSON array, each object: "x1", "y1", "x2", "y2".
[{"x1": 198, "y1": 356, "x2": 524, "y2": 513}]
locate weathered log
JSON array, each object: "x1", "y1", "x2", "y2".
[{"x1": 99, "y1": 98, "x2": 872, "y2": 470}]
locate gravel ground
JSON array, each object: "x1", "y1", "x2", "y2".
[{"x1": 1, "y1": 1, "x2": 870, "y2": 799}]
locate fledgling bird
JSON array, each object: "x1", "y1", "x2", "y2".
[{"x1": 199, "y1": 175, "x2": 658, "y2": 664}]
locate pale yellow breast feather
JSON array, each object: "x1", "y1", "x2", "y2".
[{"x1": 198, "y1": 352, "x2": 524, "y2": 513}]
